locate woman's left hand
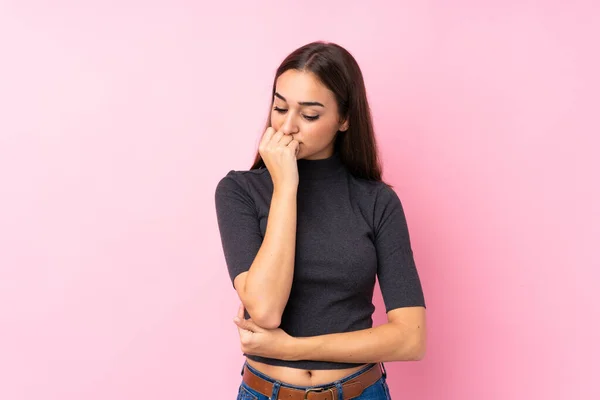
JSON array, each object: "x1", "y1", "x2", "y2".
[{"x1": 233, "y1": 303, "x2": 297, "y2": 360}]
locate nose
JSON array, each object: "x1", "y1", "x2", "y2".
[{"x1": 280, "y1": 113, "x2": 299, "y2": 135}]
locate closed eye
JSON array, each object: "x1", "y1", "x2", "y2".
[{"x1": 273, "y1": 106, "x2": 320, "y2": 121}]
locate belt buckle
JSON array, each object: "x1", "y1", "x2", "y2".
[{"x1": 304, "y1": 386, "x2": 335, "y2": 400}]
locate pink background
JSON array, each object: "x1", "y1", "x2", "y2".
[{"x1": 1, "y1": 1, "x2": 598, "y2": 399}]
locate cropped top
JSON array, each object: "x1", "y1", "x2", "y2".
[{"x1": 214, "y1": 150, "x2": 426, "y2": 369}]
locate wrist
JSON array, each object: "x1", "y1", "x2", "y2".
[{"x1": 273, "y1": 184, "x2": 298, "y2": 196}]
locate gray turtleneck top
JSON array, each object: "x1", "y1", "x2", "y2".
[{"x1": 214, "y1": 151, "x2": 426, "y2": 370}]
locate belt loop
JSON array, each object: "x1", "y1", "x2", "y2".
[
  {"x1": 334, "y1": 381, "x2": 343, "y2": 400},
  {"x1": 380, "y1": 362, "x2": 387, "y2": 379},
  {"x1": 270, "y1": 381, "x2": 281, "y2": 400}
]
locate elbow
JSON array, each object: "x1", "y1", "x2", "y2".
[
  {"x1": 236, "y1": 279, "x2": 282, "y2": 329},
  {"x1": 411, "y1": 343, "x2": 426, "y2": 361},
  {"x1": 410, "y1": 333, "x2": 427, "y2": 361},
  {"x1": 250, "y1": 309, "x2": 281, "y2": 329},
  {"x1": 394, "y1": 330, "x2": 426, "y2": 361},
  {"x1": 243, "y1": 299, "x2": 282, "y2": 329}
]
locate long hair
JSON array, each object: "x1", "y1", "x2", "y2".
[{"x1": 250, "y1": 41, "x2": 387, "y2": 183}]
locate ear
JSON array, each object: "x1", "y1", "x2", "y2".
[{"x1": 339, "y1": 118, "x2": 349, "y2": 132}]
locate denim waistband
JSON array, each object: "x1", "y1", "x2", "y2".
[{"x1": 241, "y1": 361, "x2": 387, "y2": 390}]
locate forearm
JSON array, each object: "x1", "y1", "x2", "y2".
[
  {"x1": 289, "y1": 322, "x2": 424, "y2": 363},
  {"x1": 243, "y1": 186, "x2": 297, "y2": 327}
]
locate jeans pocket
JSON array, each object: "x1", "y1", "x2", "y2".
[{"x1": 237, "y1": 382, "x2": 259, "y2": 400}]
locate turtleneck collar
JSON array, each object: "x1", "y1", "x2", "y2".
[{"x1": 297, "y1": 150, "x2": 345, "y2": 180}]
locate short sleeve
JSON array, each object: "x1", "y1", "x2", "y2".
[
  {"x1": 374, "y1": 184, "x2": 426, "y2": 312},
  {"x1": 214, "y1": 171, "x2": 263, "y2": 287}
]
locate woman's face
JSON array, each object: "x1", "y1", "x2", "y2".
[{"x1": 270, "y1": 69, "x2": 348, "y2": 160}]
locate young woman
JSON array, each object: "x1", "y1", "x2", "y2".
[{"x1": 215, "y1": 41, "x2": 427, "y2": 400}]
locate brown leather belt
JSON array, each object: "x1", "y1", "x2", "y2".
[{"x1": 242, "y1": 363, "x2": 383, "y2": 400}]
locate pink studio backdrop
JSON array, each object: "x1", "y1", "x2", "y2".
[{"x1": 0, "y1": 1, "x2": 598, "y2": 399}]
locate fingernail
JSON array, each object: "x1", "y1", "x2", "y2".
[{"x1": 233, "y1": 317, "x2": 240, "y2": 323}]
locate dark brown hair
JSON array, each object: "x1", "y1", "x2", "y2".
[{"x1": 250, "y1": 41, "x2": 387, "y2": 184}]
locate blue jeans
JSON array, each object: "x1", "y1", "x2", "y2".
[{"x1": 237, "y1": 361, "x2": 392, "y2": 399}]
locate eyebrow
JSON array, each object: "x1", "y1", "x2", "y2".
[{"x1": 274, "y1": 92, "x2": 325, "y2": 107}]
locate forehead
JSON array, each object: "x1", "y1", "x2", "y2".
[{"x1": 275, "y1": 70, "x2": 335, "y2": 104}]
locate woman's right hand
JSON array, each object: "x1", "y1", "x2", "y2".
[{"x1": 258, "y1": 127, "x2": 300, "y2": 189}]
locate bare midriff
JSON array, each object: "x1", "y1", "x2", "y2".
[{"x1": 246, "y1": 358, "x2": 369, "y2": 387}]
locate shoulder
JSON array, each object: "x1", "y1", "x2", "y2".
[
  {"x1": 347, "y1": 174, "x2": 399, "y2": 204},
  {"x1": 215, "y1": 167, "x2": 271, "y2": 200},
  {"x1": 375, "y1": 182, "x2": 401, "y2": 206}
]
